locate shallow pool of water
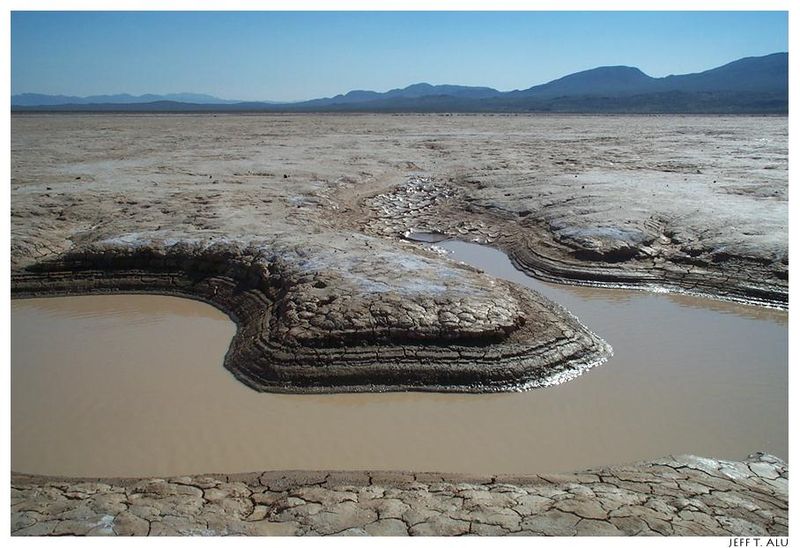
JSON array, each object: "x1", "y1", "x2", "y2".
[{"x1": 11, "y1": 245, "x2": 787, "y2": 477}]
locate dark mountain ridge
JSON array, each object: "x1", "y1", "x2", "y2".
[
  {"x1": 511, "y1": 66, "x2": 655, "y2": 98},
  {"x1": 12, "y1": 52, "x2": 787, "y2": 114}
]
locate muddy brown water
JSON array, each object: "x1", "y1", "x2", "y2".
[{"x1": 11, "y1": 243, "x2": 787, "y2": 478}]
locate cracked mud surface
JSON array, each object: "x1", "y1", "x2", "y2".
[{"x1": 12, "y1": 453, "x2": 787, "y2": 536}]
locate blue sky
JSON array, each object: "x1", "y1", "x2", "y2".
[{"x1": 11, "y1": 11, "x2": 788, "y2": 102}]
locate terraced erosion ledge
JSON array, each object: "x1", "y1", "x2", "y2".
[
  {"x1": 11, "y1": 453, "x2": 787, "y2": 536},
  {"x1": 10, "y1": 231, "x2": 611, "y2": 393},
  {"x1": 356, "y1": 176, "x2": 787, "y2": 309}
]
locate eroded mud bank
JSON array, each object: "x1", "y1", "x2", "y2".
[
  {"x1": 358, "y1": 176, "x2": 786, "y2": 308},
  {"x1": 12, "y1": 231, "x2": 611, "y2": 393}
]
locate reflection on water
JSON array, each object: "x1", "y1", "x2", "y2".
[
  {"x1": 404, "y1": 230, "x2": 450, "y2": 243},
  {"x1": 663, "y1": 292, "x2": 787, "y2": 324},
  {"x1": 11, "y1": 250, "x2": 788, "y2": 477},
  {"x1": 17, "y1": 294, "x2": 225, "y2": 325}
]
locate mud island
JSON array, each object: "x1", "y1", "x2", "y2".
[{"x1": 10, "y1": 113, "x2": 788, "y2": 536}]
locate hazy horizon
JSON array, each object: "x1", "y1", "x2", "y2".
[{"x1": 12, "y1": 11, "x2": 788, "y2": 102}]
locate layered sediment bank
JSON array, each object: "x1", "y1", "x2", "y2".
[
  {"x1": 12, "y1": 232, "x2": 610, "y2": 393},
  {"x1": 357, "y1": 176, "x2": 786, "y2": 308}
]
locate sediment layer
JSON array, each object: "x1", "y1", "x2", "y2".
[
  {"x1": 11, "y1": 453, "x2": 787, "y2": 536},
  {"x1": 12, "y1": 233, "x2": 611, "y2": 393},
  {"x1": 357, "y1": 177, "x2": 787, "y2": 308}
]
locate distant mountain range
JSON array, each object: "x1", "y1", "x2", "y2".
[
  {"x1": 11, "y1": 92, "x2": 250, "y2": 106},
  {"x1": 12, "y1": 52, "x2": 788, "y2": 114}
]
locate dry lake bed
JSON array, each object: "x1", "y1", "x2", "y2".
[{"x1": 10, "y1": 113, "x2": 788, "y2": 536}]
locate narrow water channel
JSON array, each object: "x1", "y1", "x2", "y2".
[{"x1": 11, "y1": 244, "x2": 787, "y2": 478}]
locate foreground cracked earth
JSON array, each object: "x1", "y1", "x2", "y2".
[{"x1": 12, "y1": 453, "x2": 787, "y2": 536}]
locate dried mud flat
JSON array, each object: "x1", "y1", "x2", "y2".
[
  {"x1": 12, "y1": 454, "x2": 787, "y2": 536},
  {"x1": 10, "y1": 113, "x2": 788, "y2": 535}
]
